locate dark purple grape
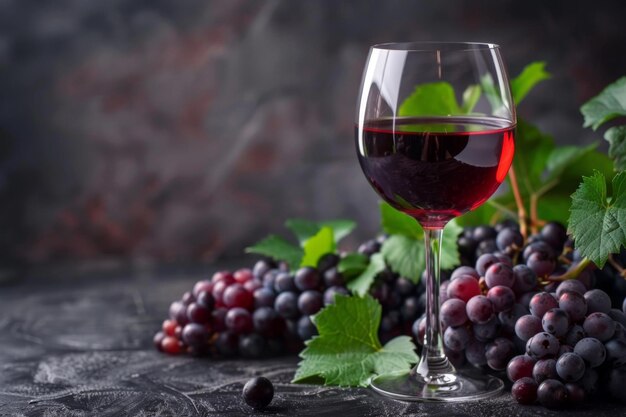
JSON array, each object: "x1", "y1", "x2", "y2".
[
  {"x1": 494, "y1": 253, "x2": 513, "y2": 267},
  {"x1": 515, "y1": 314, "x2": 542, "y2": 342},
  {"x1": 558, "y1": 291, "x2": 587, "y2": 323},
  {"x1": 526, "y1": 251, "x2": 556, "y2": 278},
  {"x1": 517, "y1": 291, "x2": 538, "y2": 309},
  {"x1": 447, "y1": 276, "x2": 480, "y2": 302},
  {"x1": 527, "y1": 333, "x2": 560, "y2": 359},
  {"x1": 533, "y1": 358, "x2": 558, "y2": 383},
  {"x1": 497, "y1": 227, "x2": 523, "y2": 252},
  {"x1": 411, "y1": 316, "x2": 425, "y2": 346},
  {"x1": 215, "y1": 331, "x2": 238, "y2": 356},
  {"x1": 225, "y1": 307, "x2": 253, "y2": 334},
  {"x1": 580, "y1": 368, "x2": 598, "y2": 395},
  {"x1": 253, "y1": 288, "x2": 276, "y2": 309},
  {"x1": 380, "y1": 311, "x2": 400, "y2": 336},
  {"x1": 605, "y1": 338, "x2": 626, "y2": 366},
  {"x1": 192, "y1": 280, "x2": 213, "y2": 298},
  {"x1": 400, "y1": 296, "x2": 421, "y2": 322},
  {"x1": 196, "y1": 291, "x2": 215, "y2": 310},
  {"x1": 537, "y1": 379, "x2": 568, "y2": 409},
  {"x1": 542, "y1": 308, "x2": 570, "y2": 338},
  {"x1": 239, "y1": 333, "x2": 265, "y2": 358},
  {"x1": 512, "y1": 265, "x2": 537, "y2": 294},
  {"x1": 486, "y1": 285, "x2": 515, "y2": 312},
  {"x1": 253, "y1": 307, "x2": 282, "y2": 337},
  {"x1": 223, "y1": 284, "x2": 254, "y2": 310},
  {"x1": 243, "y1": 376, "x2": 274, "y2": 410},
  {"x1": 540, "y1": 222, "x2": 567, "y2": 251},
  {"x1": 556, "y1": 280, "x2": 586, "y2": 297},
  {"x1": 507, "y1": 354, "x2": 536, "y2": 382},
  {"x1": 485, "y1": 337, "x2": 515, "y2": 370},
  {"x1": 498, "y1": 303, "x2": 527, "y2": 335},
  {"x1": 294, "y1": 267, "x2": 321, "y2": 291},
  {"x1": 357, "y1": 239, "x2": 381, "y2": 256},
  {"x1": 262, "y1": 269, "x2": 279, "y2": 289},
  {"x1": 609, "y1": 309, "x2": 626, "y2": 327},
  {"x1": 473, "y1": 225, "x2": 497, "y2": 242},
  {"x1": 323, "y1": 267, "x2": 344, "y2": 287},
  {"x1": 583, "y1": 312, "x2": 615, "y2": 341},
  {"x1": 556, "y1": 352, "x2": 585, "y2": 382},
  {"x1": 323, "y1": 286, "x2": 349, "y2": 305},
  {"x1": 473, "y1": 316, "x2": 499, "y2": 342},
  {"x1": 444, "y1": 326, "x2": 470, "y2": 352},
  {"x1": 181, "y1": 291, "x2": 195, "y2": 306},
  {"x1": 153, "y1": 331, "x2": 165, "y2": 352},
  {"x1": 574, "y1": 337, "x2": 606, "y2": 367},
  {"x1": 186, "y1": 302, "x2": 211, "y2": 324},
  {"x1": 440, "y1": 298, "x2": 468, "y2": 328},
  {"x1": 485, "y1": 263, "x2": 515, "y2": 289},
  {"x1": 253, "y1": 259, "x2": 275, "y2": 279},
  {"x1": 274, "y1": 272, "x2": 297, "y2": 293},
  {"x1": 475, "y1": 253, "x2": 499, "y2": 276},
  {"x1": 584, "y1": 289, "x2": 611, "y2": 314},
  {"x1": 394, "y1": 277, "x2": 416, "y2": 297},
  {"x1": 565, "y1": 383, "x2": 585, "y2": 404},
  {"x1": 451, "y1": 266, "x2": 480, "y2": 280},
  {"x1": 465, "y1": 339, "x2": 487, "y2": 366},
  {"x1": 608, "y1": 366, "x2": 626, "y2": 402},
  {"x1": 297, "y1": 315, "x2": 318, "y2": 340},
  {"x1": 564, "y1": 324, "x2": 586, "y2": 347},
  {"x1": 169, "y1": 301, "x2": 189, "y2": 326},
  {"x1": 523, "y1": 241, "x2": 555, "y2": 263},
  {"x1": 466, "y1": 295, "x2": 494, "y2": 324},
  {"x1": 529, "y1": 292, "x2": 559, "y2": 318},
  {"x1": 512, "y1": 377, "x2": 538, "y2": 404},
  {"x1": 298, "y1": 290, "x2": 324, "y2": 316},
  {"x1": 274, "y1": 292, "x2": 299, "y2": 319},
  {"x1": 181, "y1": 323, "x2": 209, "y2": 347},
  {"x1": 457, "y1": 236, "x2": 478, "y2": 258},
  {"x1": 317, "y1": 253, "x2": 339, "y2": 273}
]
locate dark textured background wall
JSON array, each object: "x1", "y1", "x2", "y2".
[{"x1": 0, "y1": 0, "x2": 624, "y2": 267}]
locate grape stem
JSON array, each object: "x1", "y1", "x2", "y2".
[
  {"x1": 546, "y1": 257, "x2": 592, "y2": 282},
  {"x1": 607, "y1": 254, "x2": 626, "y2": 279},
  {"x1": 529, "y1": 179, "x2": 558, "y2": 234},
  {"x1": 507, "y1": 165, "x2": 528, "y2": 238}
]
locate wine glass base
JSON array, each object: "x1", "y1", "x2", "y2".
[{"x1": 370, "y1": 369, "x2": 504, "y2": 402}]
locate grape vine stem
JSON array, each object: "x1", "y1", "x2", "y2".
[
  {"x1": 546, "y1": 257, "x2": 592, "y2": 282},
  {"x1": 607, "y1": 254, "x2": 626, "y2": 279},
  {"x1": 507, "y1": 165, "x2": 528, "y2": 238}
]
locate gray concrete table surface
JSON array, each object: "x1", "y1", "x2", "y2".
[{"x1": 0, "y1": 264, "x2": 624, "y2": 417}]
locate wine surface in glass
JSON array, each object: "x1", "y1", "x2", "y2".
[{"x1": 356, "y1": 116, "x2": 515, "y2": 228}]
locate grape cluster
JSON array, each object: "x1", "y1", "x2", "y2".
[
  {"x1": 153, "y1": 254, "x2": 353, "y2": 358},
  {"x1": 443, "y1": 221, "x2": 626, "y2": 408}
]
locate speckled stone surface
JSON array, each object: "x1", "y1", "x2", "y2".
[{"x1": 0, "y1": 266, "x2": 623, "y2": 416}]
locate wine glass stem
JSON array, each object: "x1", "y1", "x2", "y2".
[{"x1": 415, "y1": 227, "x2": 455, "y2": 384}]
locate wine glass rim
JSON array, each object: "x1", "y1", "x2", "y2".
[{"x1": 371, "y1": 41, "x2": 500, "y2": 52}]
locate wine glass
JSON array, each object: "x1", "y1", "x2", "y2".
[{"x1": 355, "y1": 42, "x2": 515, "y2": 401}]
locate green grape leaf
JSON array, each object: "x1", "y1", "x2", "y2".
[
  {"x1": 581, "y1": 76, "x2": 626, "y2": 130},
  {"x1": 338, "y1": 253, "x2": 370, "y2": 279},
  {"x1": 441, "y1": 219, "x2": 463, "y2": 270},
  {"x1": 512, "y1": 119, "x2": 556, "y2": 194},
  {"x1": 245, "y1": 235, "x2": 304, "y2": 270},
  {"x1": 605, "y1": 126, "x2": 626, "y2": 171},
  {"x1": 398, "y1": 82, "x2": 461, "y2": 117},
  {"x1": 511, "y1": 62, "x2": 551, "y2": 105},
  {"x1": 568, "y1": 171, "x2": 626, "y2": 268},
  {"x1": 293, "y1": 294, "x2": 418, "y2": 387},
  {"x1": 545, "y1": 143, "x2": 599, "y2": 183},
  {"x1": 381, "y1": 235, "x2": 424, "y2": 283},
  {"x1": 461, "y1": 84, "x2": 482, "y2": 113},
  {"x1": 300, "y1": 227, "x2": 336, "y2": 268},
  {"x1": 286, "y1": 219, "x2": 356, "y2": 245},
  {"x1": 347, "y1": 253, "x2": 385, "y2": 296},
  {"x1": 380, "y1": 202, "x2": 422, "y2": 239}
]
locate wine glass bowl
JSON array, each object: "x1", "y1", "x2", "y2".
[{"x1": 355, "y1": 42, "x2": 516, "y2": 401}]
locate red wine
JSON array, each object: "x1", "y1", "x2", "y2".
[{"x1": 356, "y1": 117, "x2": 515, "y2": 229}]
